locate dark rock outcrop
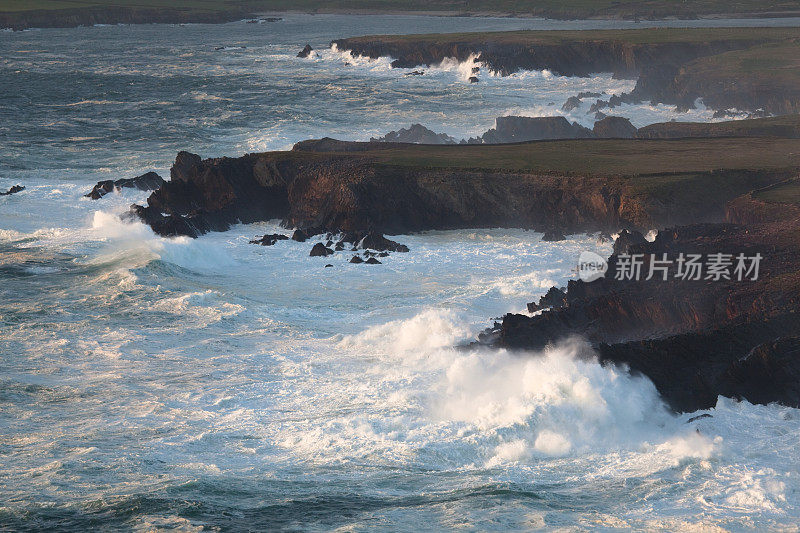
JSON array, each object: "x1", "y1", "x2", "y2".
[
  {"x1": 541, "y1": 230, "x2": 566, "y2": 242},
  {"x1": 250, "y1": 233, "x2": 289, "y2": 246},
  {"x1": 478, "y1": 116, "x2": 592, "y2": 143},
  {"x1": 592, "y1": 116, "x2": 637, "y2": 138},
  {"x1": 371, "y1": 124, "x2": 457, "y2": 145},
  {"x1": 350, "y1": 255, "x2": 365, "y2": 264},
  {"x1": 613, "y1": 229, "x2": 648, "y2": 254},
  {"x1": 310, "y1": 242, "x2": 334, "y2": 257},
  {"x1": 86, "y1": 171, "x2": 165, "y2": 199},
  {"x1": 365, "y1": 257, "x2": 382, "y2": 264},
  {"x1": 297, "y1": 44, "x2": 314, "y2": 58},
  {"x1": 495, "y1": 211, "x2": 800, "y2": 412},
  {"x1": 0, "y1": 185, "x2": 24, "y2": 196},
  {"x1": 133, "y1": 151, "x2": 291, "y2": 237},
  {"x1": 527, "y1": 286, "x2": 568, "y2": 313},
  {"x1": 561, "y1": 96, "x2": 582, "y2": 111}
]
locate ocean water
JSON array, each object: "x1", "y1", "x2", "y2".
[{"x1": 1, "y1": 14, "x2": 800, "y2": 531}]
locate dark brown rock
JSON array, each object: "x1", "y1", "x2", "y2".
[
  {"x1": 86, "y1": 171, "x2": 165, "y2": 199},
  {"x1": 310, "y1": 243, "x2": 334, "y2": 257},
  {"x1": 593, "y1": 116, "x2": 638, "y2": 138},
  {"x1": 297, "y1": 44, "x2": 313, "y2": 58},
  {"x1": 0, "y1": 185, "x2": 24, "y2": 196}
]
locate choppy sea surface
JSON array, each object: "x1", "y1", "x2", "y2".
[{"x1": 1, "y1": 14, "x2": 800, "y2": 531}]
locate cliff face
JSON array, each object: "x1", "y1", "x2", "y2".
[
  {"x1": 332, "y1": 29, "x2": 800, "y2": 115},
  {"x1": 494, "y1": 195, "x2": 800, "y2": 412},
  {"x1": 132, "y1": 147, "x2": 793, "y2": 238},
  {"x1": 333, "y1": 36, "x2": 757, "y2": 79}
]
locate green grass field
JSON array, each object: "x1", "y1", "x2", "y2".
[{"x1": 361, "y1": 137, "x2": 800, "y2": 175}]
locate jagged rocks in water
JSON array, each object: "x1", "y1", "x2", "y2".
[
  {"x1": 589, "y1": 99, "x2": 610, "y2": 113},
  {"x1": 561, "y1": 96, "x2": 582, "y2": 111},
  {"x1": 310, "y1": 243, "x2": 334, "y2": 257},
  {"x1": 593, "y1": 116, "x2": 638, "y2": 139},
  {"x1": 350, "y1": 255, "x2": 364, "y2": 264},
  {"x1": 371, "y1": 124, "x2": 457, "y2": 145},
  {"x1": 527, "y1": 286, "x2": 568, "y2": 313},
  {"x1": 471, "y1": 66, "x2": 480, "y2": 74},
  {"x1": 291, "y1": 229, "x2": 309, "y2": 242},
  {"x1": 613, "y1": 229, "x2": 648, "y2": 254},
  {"x1": 86, "y1": 171, "x2": 165, "y2": 199},
  {"x1": 297, "y1": 44, "x2": 313, "y2": 58},
  {"x1": 404, "y1": 70, "x2": 424, "y2": 76},
  {"x1": 334, "y1": 242, "x2": 345, "y2": 251},
  {"x1": 365, "y1": 257, "x2": 382, "y2": 264},
  {"x1": 324, "y1": 264, "x2": 333, "y2": 268},
  {"x1": 542, "y1": 230, "x2": 566, "y2": 242},
  {"x1": 0, "y1": 185, "x2": 24, "y2": 196},
  {"x1": 468, "y1": 76, "x2": 479, "y2": 83},
  {"x1": 249, "y1": 233, "x2": 289, "y2": 246},
  {"x1": 357, "y1": 232, "x2": 409, "y2": 252}
]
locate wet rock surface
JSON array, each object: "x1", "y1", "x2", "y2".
[
  {"x1": 249, "y1": 233, "x2": 289, "y2": 246},
  {"x1": 0, "y1": 185, "x2": 25, "y2": 196},
  {"x1": 86, "y1": 171, "x2": 165, "y2": 199},
  {"x1": 494, "y1": 209, "x2": 800, "y2": 412},
  {"x1": 297, "y1": 44, "x2": 314, "y2": 58}
]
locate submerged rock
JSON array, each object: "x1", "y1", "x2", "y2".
[
  {"x1": 542, "y1": 230, "x2": 566, "y2": 242},
  {"x1": 86, "y1": 171, "x2": 164, "y2": 199},
  {"x1": 468, "y1": 76, "x2": 479, "y2": 83},
  {"x1": 561, "y1": 95, "x2": 582, "y2": 111},
  {"x1": 249, "y1": 233, "x2": 289, "y2": 246},
  {"x1": 310, "y1": 242, "x2": 334, "y2": 257},
  {"x1": 357, "y1": 232, "x2": 409, "y2": 253},
  {"x1": 297, "y1": 44, "x2": 313, "y2": 58},
  {"x1": 0, "y1": 185, "x2": 24, "y2": 196}
]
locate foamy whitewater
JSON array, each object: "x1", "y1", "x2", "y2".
[{"x1": 2, "y1": 14, "x2": 800, "y2": 530}]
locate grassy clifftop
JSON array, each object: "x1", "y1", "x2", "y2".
[{"x1": 291, "y1": 136, "x2": 800, "y2": 175}]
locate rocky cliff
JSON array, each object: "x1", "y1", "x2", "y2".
[
  {"x1": 332, "y1": 28, "x2": 800, "y2": 115},
  {"x1": 492, "y1": 187, "x2": 800, "y2": 412},
  {"x1": 132, "y1": 139, "x2": 797, "y2": 238}
]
